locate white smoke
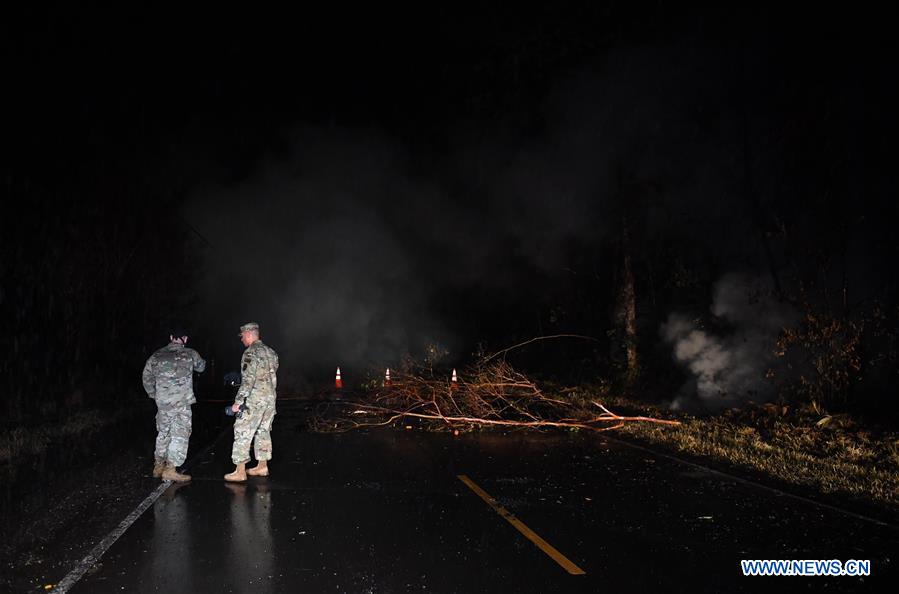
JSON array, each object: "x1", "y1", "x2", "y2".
[{"x1": 661, "y1": 273, "x2": 798, "y2": 411}]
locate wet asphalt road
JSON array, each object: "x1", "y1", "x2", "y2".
[{"x1": 68, "y1": 401, "x2": 896, "y2": 593}]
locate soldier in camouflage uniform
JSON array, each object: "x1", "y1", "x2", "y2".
[
  {"x1": 142, "y1": 328, "x2": 206, "y2": 482},
  {"x1": 225, "y1": 322, "x2": 279, "y2": 482}
]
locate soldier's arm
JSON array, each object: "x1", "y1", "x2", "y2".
[
  {"x1": 271, "y1": 352, "x2": 279, "y2": 391},
  {"x1": 193, "y1": 350, "x2": 207, "y2": 373},
  {"x1": 142, "y1": 356, "x2": 156, "y2": 398},
  {"x1": 234, "y1": 353, "x2": 258, "y2": 405}
]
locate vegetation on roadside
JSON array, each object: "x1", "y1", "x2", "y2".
[
  {"x1": 589, "y1": 390, "x2": 899, "y2": 508},
  {"x1": 0, "y1": 405, "x2": 143, "y2": 464}
]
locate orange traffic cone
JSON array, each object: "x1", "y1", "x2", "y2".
[
  {"x1": 384, "y1": 368, "x2": 392, "y2": 387},
  {"x1": 335, "y1": 367, "x2": 343, "y2": 389},
  {"x1": 450, "y1": 368, "x2": 458, "y2": 390}
]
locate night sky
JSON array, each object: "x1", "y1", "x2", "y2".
[{"x1": 3, "y1": 4, "x2": 897, "y2": 414}]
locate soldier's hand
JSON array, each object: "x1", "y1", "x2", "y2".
[{"x1": 231, "y1": 403, "x2": 242, "y2": 413}]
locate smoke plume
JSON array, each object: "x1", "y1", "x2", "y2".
[{"x1": 661, "y1": 273, "x2": 798, "y2": 411}]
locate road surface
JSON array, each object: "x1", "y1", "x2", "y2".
[{"x1": 65, "y1": 401, "x2": 896, "y2": 593}]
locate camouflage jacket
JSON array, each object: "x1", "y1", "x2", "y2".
[
  {"x1": 235, "y1": 340, "x2": 279, "y2": 404},
  {"x1": 142, "y1": 342, "x2": 206, "y2": 408}
]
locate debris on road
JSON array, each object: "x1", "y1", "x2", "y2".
[{"x1": 311, "y1": 360, "x2": 679, "y2": 434}]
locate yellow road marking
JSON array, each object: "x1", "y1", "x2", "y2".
[{"x1": 457, "y1": 474, "x2": 586, "y2": 575}]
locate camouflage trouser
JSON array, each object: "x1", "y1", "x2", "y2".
[
  {"x1": 231, "y1": 397, "x2": 276, "y2": 465},
  {"x1": 155, "y1": 405, "x2": 192, "y2": 466}
]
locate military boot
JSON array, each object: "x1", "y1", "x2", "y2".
[
  {"x1": 224, "y1": 463, "x2": 247, "y2": 482},
  {"x1": 247, "y1": 460, "x2": 269, "y2": 477},
  {"x1": 152, "y1": 459, "x2": 166, "y2": 478},
  {"x1": 161, "y1": 463, "x2": 191, "y2": 482}
]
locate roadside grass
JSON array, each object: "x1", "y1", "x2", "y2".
[
  {"x1": 569, "y1": 388, "x2": 899, "y2": 509},
  {"x1": 0, "y1": 407, "x2": 141, "y2": 464}
]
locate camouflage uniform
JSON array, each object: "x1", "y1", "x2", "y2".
[
  {"x1": 231, "y1": 327, "x2": 279, "y2": 465},
  {"x1": 142, "y1": 342, "x2": 206, "y2": 467}
]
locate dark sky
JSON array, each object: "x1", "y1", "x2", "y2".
[{"x1": 5, "y1": 4, "x2": 897, "y2": 388}]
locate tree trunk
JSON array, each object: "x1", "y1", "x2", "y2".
[
  {"x1": 621, "y1": 219, "x2": 639, "y2": 385},
  {"x1": 614, "y1": 213, "x2": 639, "y2": 387}
]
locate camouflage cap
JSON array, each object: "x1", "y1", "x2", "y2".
[{"x1": 239, "y1": 322, "x2": 259, "y2": 335}]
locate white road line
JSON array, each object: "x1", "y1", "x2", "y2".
[
  {"x1": 52, "y1": 425, "x2": 231, "y2": 592},
  {"x1": 52, "y1": 480, "x2": 171, "y2": 593}
]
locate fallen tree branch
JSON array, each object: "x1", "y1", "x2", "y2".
[
  {"x1": 310, "y1": 359, "x2": 679, "y2": 434},
  {"x1": 481, "y1": 334, "x2": 601, "y2": 364},
  {"x1": 339, "y1": 404, "x2": 628, "y2": 432}
]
